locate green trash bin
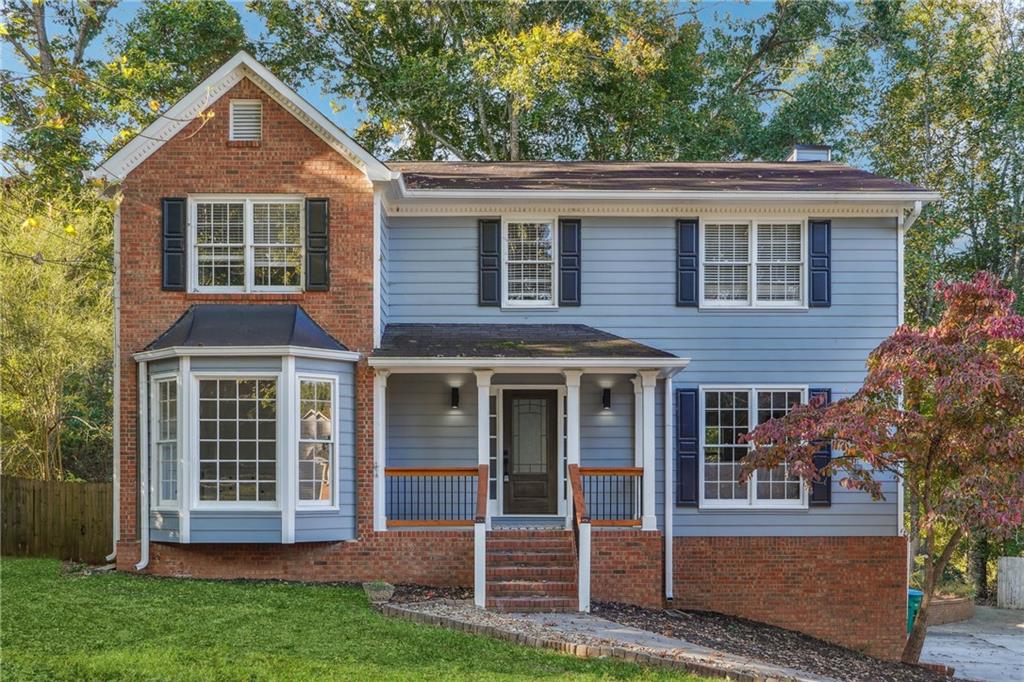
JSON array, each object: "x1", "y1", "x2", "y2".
[{"x1": 908, "y1": 588, "x2": 924, "y2": 633}]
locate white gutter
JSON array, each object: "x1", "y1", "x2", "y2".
[
  {"x1": 133, "y1": 346, "x2": 361, "y2": 363},
  {"x1": 107, "y1": 204, "x2": 121, "y2": 562},
  {"x1": 135, "y1": 360, "x2": 150, "y2": 571},
  {"x1": 663, "y1": 378, "x2": 674, "y2": 601},
  {"x1": 397, "y1": 187, "x2": 942, "y2": 203},
  {"x1": 903, "y1": 200, "x2": 923, "y2": 232},
  {"x1": 367, "y1": 356, "x2": 690, "y2": 377}
]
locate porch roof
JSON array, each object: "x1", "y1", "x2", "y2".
[{"x1": 374, "y1": 323, "x2": 677, "y2": 361}]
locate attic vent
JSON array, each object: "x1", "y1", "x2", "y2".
[{"x1": 229, "y1": 100, "x2": 262, "y2": 141}]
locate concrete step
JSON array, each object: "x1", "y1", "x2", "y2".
[
  {"x1": 487, "y1": 580, "x2": 577, "y2": 597},
  {"x1": 486, "y1": 596, "x2": 578, "y2": 613}
]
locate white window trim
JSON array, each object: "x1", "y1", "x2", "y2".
[
  {"x1": 295, "y1": 372, "x2": 340, "y2": 510},
  {"x1": 188, "y1": 194, "x2": 305, "y2": 294},
  {"x1": 150, "y1": 372, "x2": 180, "y2": 512},
  {"x1": 698, "y1": 385, "x2": 809, "y2": 510},
  {"x1": 699, "y1": 217, "x2": 807, "y2": 310},
  {"x1": 190, "y1": 371, "x2": 283, "y2": 512},
  {"x1": 229, "y1": 99, "x2": 262, "y2": 142},
  {"x1": 500, "y1": 215, "x2": 559, "y2": 309}
]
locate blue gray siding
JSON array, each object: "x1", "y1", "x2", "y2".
[
  {"x1": 151, "y1": 510, "x2": 179, "y2": 542},
  {"x1": 380, "y1": 211, "x2": 391, "y2": 338},
  {"x1": 384, "y1": 214, "x2": 900, "y2": 536}
]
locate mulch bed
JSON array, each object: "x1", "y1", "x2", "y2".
[
  {"x1": 593, "y1": 602, "x2": 955, "y2": 682},
  {"x1": 390, "y1": 584, "x2": 473, "y2": 603}
]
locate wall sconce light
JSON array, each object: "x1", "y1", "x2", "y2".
[
  {"x1": 602, "y1": 388, "x2": 612, "y2": 410},
  {"x1": 450, "y1": 386, "x2": 460, "y2": 409}
]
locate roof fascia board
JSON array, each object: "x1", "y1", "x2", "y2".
[
  {"x1": 91, "y1": 51, "x2": 393, "y2": 182},
  {"x1": 133, "y1": 345, "x2": 361, "y2": 363},
  {"x1": 367, "y1": 356, "x2": 690, "y2": 369},
  {"x1": 396, "y1": 187, "x2": 941, "y2": 202}
]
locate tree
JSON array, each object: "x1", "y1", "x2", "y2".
[
  {"x1": 1, "y1": 0, "x2": 248, "y2": 189},
  {"x1": 253, "y1": 0, "x2": 880, "y2": 161},
  {"x1": 743, "y1": 272, "x2": 1024, "y2": 663},
  {"x1": 865, "y1": 0, "x2": 1024, "y2": 324},
  {"x1": 0, "y1": 179, "x2": 114, "y2": 480}
]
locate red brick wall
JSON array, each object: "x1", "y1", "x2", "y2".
[
  {"x1": 117, "y1": 76, "x2": 377, "y2": 554},
  {"x1": 672, "y1": 536, "x2": 908, "y2": 661},
  {"x1": 591, "y1": 530, "x2": 664, "y2": 609}
]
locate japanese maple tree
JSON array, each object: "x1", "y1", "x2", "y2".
[{"x1": 743, "y1": 272, "x2": 1024, "y2": 663}]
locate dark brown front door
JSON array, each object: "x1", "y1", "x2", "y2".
[{"x1": 502, "y1": 390, "x2": 558, "y2": 514}]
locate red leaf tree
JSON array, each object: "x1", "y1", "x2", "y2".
[{"x1": 743, "y1": 272, "x2": 1024, "y2": 663}]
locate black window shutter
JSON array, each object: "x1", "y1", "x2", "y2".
[
  {"x1": 161, "y1": 198, "x2": 186, "y2": 291},
  {"x1": 558, "y1": 218, "x2": 581, "y2": 306},
  {"x1": 809, "y1": 220, "x2": 831, "y2": 307},
  {"x1": 676, "y1": 388, "x2": 699, "y2": 507},
  {"x1": 676, "y1": 219, "x2": 699, "y2": 306},
  {"x1": 479, "y1": 218, "x2": 501, "y2": 306},
  {"x1": 808, "y1": 387, "x2": 833, "y2": 506},
  {"x1": 305, "y1": 199, "x2": 329, "y2": 291}
]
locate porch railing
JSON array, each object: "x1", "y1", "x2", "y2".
[
  {"x1": 385, "y1": 466, "x2": 486, "y2": 527},
  {"x1": 579, "y1": 467, "x2": 643, "y2": 527}
]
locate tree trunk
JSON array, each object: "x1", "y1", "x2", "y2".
[
  {"x1": 902, "y1": 527, "x2": 964, "y2": 663},
  {"x1": 969, "y1": 533, "x2": 989, "y2": 600},
  {"x1": 508, "y1": 96, "x2": 519, "y2": 161}
]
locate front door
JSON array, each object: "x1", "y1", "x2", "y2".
[{"x1": 502, "y1": 390, "x2": 558, "y2": 514}]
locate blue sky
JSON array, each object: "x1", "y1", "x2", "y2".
[{"x1": 1, "y1": 1, "x2": 774, "y2": 152}]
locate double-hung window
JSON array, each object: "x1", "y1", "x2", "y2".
[
  {"x1": 298, "y1": 378, "x2": 335, "y2": 504},
  {"x1": 153, "y1": 377, "x2": 179, "y2": 507},
  {"x1": 191, "y1": 197, "x2": 303, "y2": 292},
  {"x1": 701, "y1": 387, "x2": 807, "y2": 508},
  {"x1": 702, "y1": 220, "x2": 804, "y2": 307},
  {"x1": 503, "y1": 218, "x2": 557, "y2": 307},
  {"x1": 197, "y1": 378, "x2": 278, "y2": 504}
]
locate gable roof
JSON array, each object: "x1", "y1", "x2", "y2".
[
  {"x1": 391, "y1": 161, "x2": 936, "y2": 198},
  {"x1": 91, "y1": 51, "x2": 393, "y2": 182}
]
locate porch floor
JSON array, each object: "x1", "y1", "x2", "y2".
[{"x1": 491, "y1": 516, "x2": 566, "y2": 530}]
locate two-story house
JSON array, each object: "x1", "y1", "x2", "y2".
[{"x1": 95, "y1": 52, "x2": 938, "y2": 660}]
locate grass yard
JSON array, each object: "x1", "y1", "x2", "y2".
[{"x1": 0, "y1": 558, "x2": 711, "y2": 681}]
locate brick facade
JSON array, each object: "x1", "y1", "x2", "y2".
[
  {"x1": 672, "y1": 536, "x2": 908, "y2": 661},
  {"x1": 591, "y1": 530, "x2": 664, "y2": 609}
]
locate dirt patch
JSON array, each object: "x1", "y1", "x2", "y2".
[
  {"x1": 593, "y1": 602, "x2": 955, "y2": 682},
  {"x1": 390, "y1": 584, "x2": 473, "y2": 603}
]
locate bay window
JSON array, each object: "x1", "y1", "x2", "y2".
[
  {"x1": 191, "y1": 196, "x2": 303, "y2": 292},
  {"x1": 503, "y1": 218, "x2": 556, "y2": 307},
  {"x1": 702, "y1": 220, "x2": 805, "y2": 307},
  {"x1": 701, "y1": 387, "x2": 807, "y2": 508},
  {"x1": 153, "y1": 377, "x2": 179, "y2": 507}
]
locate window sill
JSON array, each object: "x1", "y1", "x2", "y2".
[
  {"x1": 698, "y1": 305, "x2": 809, "y2": 313},
  {"x1": 191, "y1": 504, "x2": 280, "y2": 513},
  {"x1": 185, "y1": 292, "x2": 306, "y2": 302},
  {"x1": 694, "y1": 503, "x2": 809, "y2": 512},
  {"x1": 500, "y1": 304, "x2": 559, "y2": 311}
]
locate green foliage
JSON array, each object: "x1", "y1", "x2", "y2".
[
  {"x1": 0, "y1": 180, "x2": 114, "y2": 480},
  {"x1": 0, "y1": 558, "x2": 711, "y2": 681},
  {"x1": 252, "y1": 0, "x2": 877, "y2": 161}
]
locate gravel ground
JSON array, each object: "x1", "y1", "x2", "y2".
[{"x1": 593, "y1": 602, "x2": 952, "y2": 682}]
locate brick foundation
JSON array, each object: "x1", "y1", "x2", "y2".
[
  {"x1": 591, "y1": 530, "x2": 665, "y2": 609},
  {"x1": 672, "y1": 536, "x2": 908, "y2": 661}
]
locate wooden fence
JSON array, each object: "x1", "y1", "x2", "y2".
[{"x1": 1, "y1": 476, "x2": 113, "y2": 563}]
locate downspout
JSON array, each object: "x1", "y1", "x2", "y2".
[
  {"x1": 135, "y1": 360, "x2": 150, "y2": 571},
  {"x1": 107, "y1": 204, "x2": 121, "y2": 562},
  {"x1": 663, "y1": 377, "x2": 673, "y2": 601}
]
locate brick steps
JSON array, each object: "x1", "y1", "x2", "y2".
[{"x1": 486, "y1": 529, "x2": 578, "y2": 612}]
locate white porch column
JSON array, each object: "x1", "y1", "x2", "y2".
[
  {"x1": 563, "y1": 370, "x2": 583, "y2": 468},
  {"x1": 372, "y1": 369, "x2": 389, "y2": 532},
  {"x1": 631, "y1": 377, "x2": 643, "y2": 468},
  {"x1": 473, "y1": 369, "x2": 493, "y2": 609},
  {"x1": 638, "y1": 370, "x2": 659, "y2": 531}
]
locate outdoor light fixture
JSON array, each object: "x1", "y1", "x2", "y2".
[
  {"x1": 602, "y1": 388, "x2": 612, "y2": 410},
  {"x1": 451, "y1": 386, "x2": 460, "y2": 409}
]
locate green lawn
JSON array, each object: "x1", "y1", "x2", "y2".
[{"x1": 1, "y1": 558, "x2": 710, "y2": 681}]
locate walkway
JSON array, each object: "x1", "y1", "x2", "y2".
[{"x1": 921, "y1": 606, "x2": 1024, "y2": 682}]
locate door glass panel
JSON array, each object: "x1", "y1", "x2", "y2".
[{"x1": 511, "y1": 398, "x2": 548, "y2": 474}]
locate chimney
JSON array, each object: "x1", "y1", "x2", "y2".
[{"x1": 785, "y1": 144, "x2": 832, "y2": 162}]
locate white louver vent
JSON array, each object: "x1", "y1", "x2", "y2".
[{"x1": 229, "y1": 100, "x2": 262, "y2": 141}]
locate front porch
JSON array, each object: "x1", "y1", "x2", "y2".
[{"x1": 368, "y1": 323, "x2": 688, "y2": 611}]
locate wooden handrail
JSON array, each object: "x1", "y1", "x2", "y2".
[
  {"x1": 385, "y1": 467, "x2": 478, "y2": 477},
  {"x1": 579, "y1": 467, "x2": 643, "y2": 477},
  {"x1": 568, "y1": 463, "x2": 590, "y2": 524},
  {"x1": 474, "y1": 463, "x2": 488, "y2": 523}
]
